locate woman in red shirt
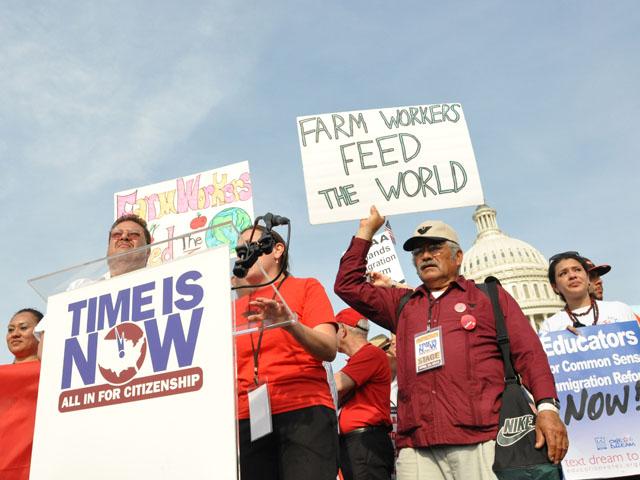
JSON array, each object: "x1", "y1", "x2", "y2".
[{"x1": 233, "y1": 225, "x2": 339, "y2": 480}]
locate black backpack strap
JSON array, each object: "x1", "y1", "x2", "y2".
[
  {"x1": 396, "y1": 291, "x2": 413, "y2": 320},
  {"x1": 478, "y1": 277, "x2": 518, "y2": 383}
]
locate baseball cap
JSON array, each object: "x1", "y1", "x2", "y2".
[
  {"x1": 336, "y1": 307, "x2": 366, "y2": 328},
  {"x1": 583, "y1": 257, "x2": 611, "y2": 277},
  {"x1": 403, "y1": 220, "x2": 459, "y2": 252}
]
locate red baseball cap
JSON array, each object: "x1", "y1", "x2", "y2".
[
  {"x1": 583, "y1": 257, "x2": 611, "y2": 277},
  {"x1": 336, "y1": 307, "x2": 366, "y2": 327}
]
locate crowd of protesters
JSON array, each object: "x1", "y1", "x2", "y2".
[{"x1": 4, "y1": 207, "x2": 640, "y2": 480}]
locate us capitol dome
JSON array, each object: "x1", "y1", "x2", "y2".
[{"x1": 461, "y1": 204, "x2": 563, "y2": 330}]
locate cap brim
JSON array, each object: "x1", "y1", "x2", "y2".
[
  {"x1": 589, "y1": 264, "x2": 611, "y2": 276},
  {"x1": 403, "y1": 236, "x2": 450, "y2": 252}
]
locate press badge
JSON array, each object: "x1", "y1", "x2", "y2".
[
  {"x1": 415, "y1": 327, "x2": 445, "y2": 373},
  {"x1": 248, "y1": 383, "x2": 272, "y2": 441}
]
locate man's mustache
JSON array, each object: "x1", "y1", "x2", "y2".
[{"x1": 418, "y1": 260, "x2": 438, "y2": 270}]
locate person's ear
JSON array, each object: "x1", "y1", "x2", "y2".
[{"x1": 273, "y1": 242, "x2": 285, "y2": 260}]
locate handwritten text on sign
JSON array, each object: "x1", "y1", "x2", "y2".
[
  {"x1": 297, "y1": 104, "x2": 484, "y2": 224},
  {"x1": 114, "y1": 161, "x2": 254, "y2": 264}
]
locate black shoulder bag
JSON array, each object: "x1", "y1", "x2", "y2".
[{"x1": 478, "y1": 278, "x2": 563, "y2": 480}]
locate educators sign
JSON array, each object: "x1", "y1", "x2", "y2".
[
  {"x1": 30, "y1": 247, "x2": 237, "y2": 479},
  {"x1": 297, "y1": 103, "x2": 484, "y2": 224},
  {"x1": 540, "y1": 322, "x2": 640, "y2": 479},
  {"x1": 114, "y1": 161, "x2": 254, "y2": 264}
]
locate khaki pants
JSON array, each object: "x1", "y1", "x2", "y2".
[{"x1": 396, "y1": 440, "x2": 498, "y2": 480}]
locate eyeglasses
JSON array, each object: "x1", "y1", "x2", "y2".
[
  {"x1": 549, "y1": 251, "x2": 581, "y2": 264},
  {"x1": 412, "y1": 242, "x2": 446, "y2": 256},
  {"x1": 110, "y1": 229, "x2": 144, "y2": 241}
]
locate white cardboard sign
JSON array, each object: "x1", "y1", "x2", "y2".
[
  {"x1": 297, "y1": 103, "x2": 484, "y2": 224},
  {"x1": 366, "y1": 221, "x2": 406, "y2": 284},
  {"x1": 30, "y1": 247, "x2": 237, "y2": 479}
]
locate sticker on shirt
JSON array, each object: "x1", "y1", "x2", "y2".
[
  {"x1": 414, "y1": 327, "x2": 445, "y2": 373},
  {"x1": 454, "y1": 303, "x2": 467, "y2": 313}
]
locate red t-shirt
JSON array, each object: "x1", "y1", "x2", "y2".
[
  {"x1": 0, "y1": 361, "x2": 40, "y2": 480},
  {"x1": 339, "y1": 343, "x2": 391, "y2": 433},
  {"x1": 235, "y1": 276, "x2": 337, "y2": 419}
]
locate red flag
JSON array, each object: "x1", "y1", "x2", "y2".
[{"x1": 0, "y1": 361, "x2": 40, "y2": 480}]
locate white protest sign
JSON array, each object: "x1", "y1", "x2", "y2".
[
  {"x1": 366, "y1": 221, "x2": 405, "y2": 284},
  {"x1": 114, "y1": 161, "x2": 254, "y2": 264},
  {"x1": 30, "y1": 247, "x2": 237, "y2": 480},
  {"x1": 297, "y1": 103, "x2": 484, "y2": 224}
]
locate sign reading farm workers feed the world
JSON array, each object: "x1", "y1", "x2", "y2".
[
  {"x1": 114, "y1": 161, "x2": 254, "y2": 264},
  {"x1": 540, "y1": 322, "x2": 640, "y2": 480},
  {"x1": 30, "y1": 247, "x2": 237, "y2": 480},
  {"x1": 297, "y1": 103, "x2": 484, "y2": 224}
]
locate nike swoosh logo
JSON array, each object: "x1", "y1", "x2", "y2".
[{"x1": 496, "y1": 425, "x2": 535, "y2": 447}]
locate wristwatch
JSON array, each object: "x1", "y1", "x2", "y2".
[
  {"x1": 536, "y1": 398, "x2": 560, "y2": 409},
  {"x1": 536, "y1": 397, "x2": 560, "y2": 414}
]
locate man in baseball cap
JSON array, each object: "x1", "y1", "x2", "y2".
[
  {"x1": 334, "y1": 307, "x2": 394, "y2": 480},
  {"x1": 335, "y1": 206, "x2": 567, "y2": 479},
  {"x1": 583, "y1": 257, "x2": 611, "y2": 301}
]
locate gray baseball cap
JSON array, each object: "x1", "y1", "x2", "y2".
[{"x1": 402, "y1": 220, "x2": 460, "y2": 251}]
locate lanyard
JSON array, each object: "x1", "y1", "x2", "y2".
[{"x1": 249, "y1": 275, "x2": 288, "y2": 386}]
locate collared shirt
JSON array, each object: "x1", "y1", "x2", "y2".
[{"x1": 334, "y1": 237, "x2": 558, "y2": 448}]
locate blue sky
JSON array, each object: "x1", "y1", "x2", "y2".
[{"x1": 2, "y1": 1, "x2": 639, "y2": 364}]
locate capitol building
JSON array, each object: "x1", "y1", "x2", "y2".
[{"x1": 461, "y1": 204, "x2": 563, "y2": 330}]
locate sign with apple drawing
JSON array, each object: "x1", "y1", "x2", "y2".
[{"x1": 114, "y1": 161, "x2": 255, "y2": 265}]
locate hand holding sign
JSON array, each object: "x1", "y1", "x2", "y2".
[{"x1": 356, "y1": 205, "x2": 385, "y2": 241}]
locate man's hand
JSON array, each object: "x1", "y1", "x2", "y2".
[
  {"x1": 356, "y1": 205, "x2": 385, "y2": 241},
  {"x1": 368, "y1": 271, "x2": 394, "y2": 287},
  {"x1": 535, "y1": 410, "x2": 569, "y2": 464}
]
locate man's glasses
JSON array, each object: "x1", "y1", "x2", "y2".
[
  {"x1": 549, "y1": 251, "x2": 581, "y2": 264},
  {"x1": 110, "y1": 229, "x2": 143, "y2": 241},
  {"x1": 412, "y1": 242, "x2": 446, "y2": 257}
]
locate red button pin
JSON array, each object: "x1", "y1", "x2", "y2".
[
  {"x1": 454, "y1": 303, "x2": 467, "y2": 313},
  {"x1": 460, "y1": 314, "x2": 477, "y2": 330}
]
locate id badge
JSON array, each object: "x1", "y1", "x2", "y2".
[
  {"x1": 248, "y1": 383, "x2": 272, "y2": 441},
  {"x1": 414, "y1": 327, "x2": 445, "y2": 373}
]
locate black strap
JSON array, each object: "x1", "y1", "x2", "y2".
[
  {"x1": 477, "y1": 278, "x2": 518, "y2": 383},
  {"x1": 396, "y1": 291, "x2": 413, "y2": 319}
]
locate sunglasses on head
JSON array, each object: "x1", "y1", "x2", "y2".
[{"x1": 549, "y1": 251, "x2": 581, "y2": 264}]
